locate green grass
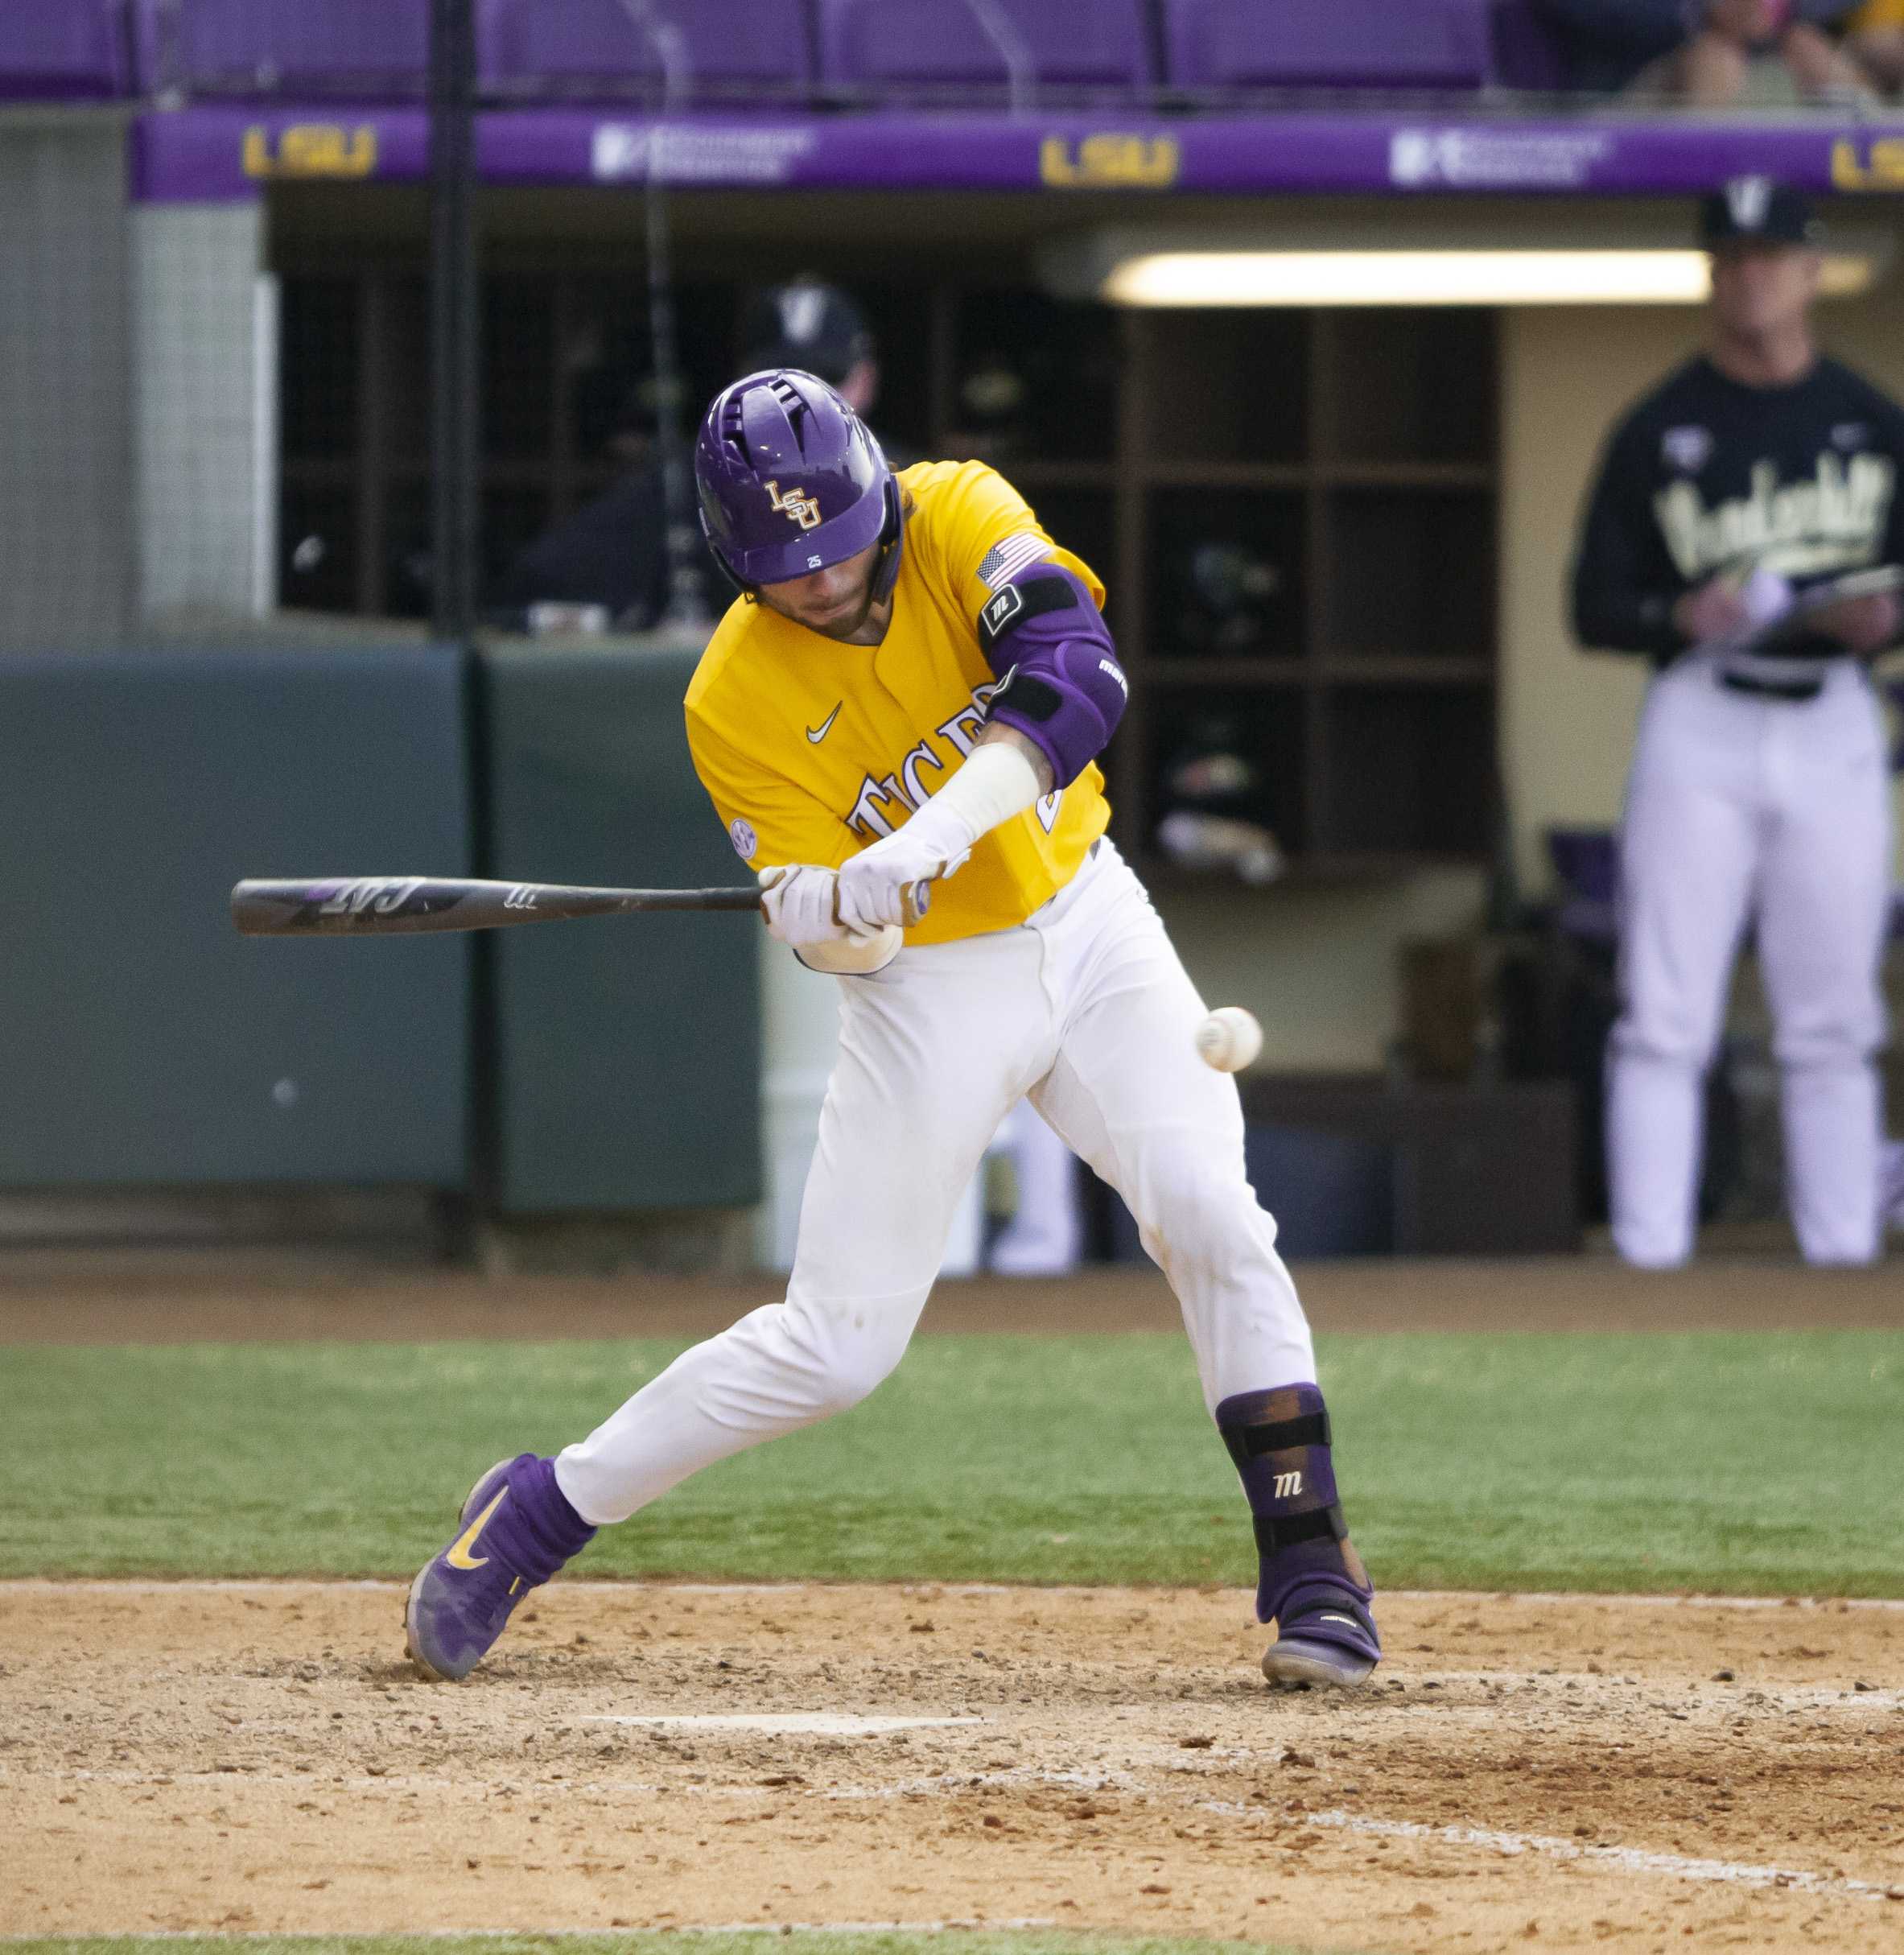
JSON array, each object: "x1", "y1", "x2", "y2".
[
  {"x1": 1, "y1": 1330, "x2": 1899, "y2": 1595},
  {"x1": 0, "y1": 1938, "x2": 1350, "y2": 1955}
]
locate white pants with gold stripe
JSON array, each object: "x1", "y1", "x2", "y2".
[{"x1": 555, "y1": 839, "x2": 1316, "y2": 1526}]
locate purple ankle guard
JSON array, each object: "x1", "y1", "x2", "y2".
[
  {"x1": 1216, "y1": 1384, "x2": 1373, "y2": 1628},
  {"x1": 484, "y1": 1454, "x2": 596, "y2": 1585}
]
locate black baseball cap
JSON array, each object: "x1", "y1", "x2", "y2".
[
  {"x1": 1699, "y1": 177, "x2": 1824, "y2": 250},
  {"x1": 737, "y1": 278, "x2": 875, "y2": 386}
]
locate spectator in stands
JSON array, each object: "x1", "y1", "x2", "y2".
[
  {"x1": 498, "y1": 279, "x2": 907, "y2": 630},
  {"x1": 1843, "y1": 0, "x2": 1904, "y2": 89},
  {"x1": 1539, "y1": 0, "x2": 1871, "y2": 102},
  {"x1": 1670, "y1": 0, "x2": 1873, "y2": 102}
]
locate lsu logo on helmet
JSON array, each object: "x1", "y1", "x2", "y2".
[{"x1": 764, "y1": 480, "x2": 822, "y2": 530}]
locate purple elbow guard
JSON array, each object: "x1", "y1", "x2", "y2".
[{"x1": 976, "y1": 565, "x2": 1127, "y2": 789}]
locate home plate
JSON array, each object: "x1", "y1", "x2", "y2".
[{"x1": 582, "y1": 1713, "x2": 987, "y2": 1736}]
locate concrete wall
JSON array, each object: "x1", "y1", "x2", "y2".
[
  {"x1": 130, "y1": 201, "x2": 273, "y2": 625},
  {"x1": 0, "y1": 115, "x2": 271, "y2": 646},
  {"x1": 0, "y1": 113, "x2": 135, "y2": 645},
  {"x1": 1500, "y1": 287, "x2": 1904, "y2": 898}
]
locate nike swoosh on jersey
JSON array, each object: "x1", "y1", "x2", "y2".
[
  {"x1": 806, "y1": 703, "x2": 843, "y2": 744},
  {"x1": 444, "y1": 1486, "x2": 509, "y2": 1569}
]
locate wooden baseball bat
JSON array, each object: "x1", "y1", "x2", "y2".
[{"x1": 230, "y1": 875, "x2": 929, "y2": 937}]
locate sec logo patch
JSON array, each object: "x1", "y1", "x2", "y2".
[{"x1": 728, "y1": 818, "x2": 758, "y2": 860}]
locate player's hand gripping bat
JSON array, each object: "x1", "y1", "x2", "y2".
[{"x1": 230, "y1": 875, "x2": 929, "y2": 937}]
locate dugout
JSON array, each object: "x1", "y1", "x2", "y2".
[{"x1": 1, "y1": 72, "x2": 1902, "y2": 1252}]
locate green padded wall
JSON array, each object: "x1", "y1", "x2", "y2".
[
  {"x1": 0, "y1": 647, "x2": 471, "y2": 1187},
  {"x1": 480, "y1": 643, "x2": 761, "y2": 1213}
]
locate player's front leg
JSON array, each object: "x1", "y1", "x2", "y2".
[
  {"x1": 407, "y1": 936, "x2": 1043, "y2": 1681},
  {"x1": 1028, "y1": 846, "x2": 1379, "y2": 1688}
]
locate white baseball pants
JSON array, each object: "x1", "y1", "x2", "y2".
[
  {"x1": 557, "y1": 839, "x2": 1316, "y2": 1526},
  {"x1": 1607, "y1": 658, "x2": 1893, "y2": 1268}
]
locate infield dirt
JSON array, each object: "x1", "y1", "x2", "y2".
[{"x1": 5, "y1": 1579, "x2": 1902, "y2": 1953}]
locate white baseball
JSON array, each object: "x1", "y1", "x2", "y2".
[{"x1": 1194, "y1": 1006, "x2": 1262, "y2": 1073}]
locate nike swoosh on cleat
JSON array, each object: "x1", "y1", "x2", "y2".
[
  {"x1": 806, "y1": 703, "x2": 843, "y2": 744},
  {"x1": 445, "y1": 1487, "x2": 509, "y2": 1569}
]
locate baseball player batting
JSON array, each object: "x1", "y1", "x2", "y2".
[
  {"x1": 406, "y1": 369, "x2": 1381, "y2": 1691},
  {"x1": 1572, "y1": 179, "x2": 1904, "y2": 1268}
]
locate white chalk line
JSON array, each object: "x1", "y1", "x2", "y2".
[
  {"x1": 7, "y1": 1751, "x2": 1900, "y2": 1899},
  {"x1": 0, "y1": 1924, "x2": 1060, "y2": 1944},
  {"x1": 1199, "y1": 1800, "x2": 1903, "y2": 1903},
  {"x1": 580, "y1": 1713, "x2": 986, "y2": 1735},
  {"x1": 4, "y1": 1577, "x2": 1902, "y2": 1610},
  {"x1": 15, "y1": 1756, "x2": 1899, "y2": 1908},
  {"x1": 0, "y1": 1766, "x2": 1114, "y2": 1800}
]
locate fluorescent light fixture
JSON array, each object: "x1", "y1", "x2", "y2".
[{"x1": 1100, "y1": 249, "x2": 1876, "y2": 307}]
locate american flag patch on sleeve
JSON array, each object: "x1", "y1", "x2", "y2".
[{"x1": 976, "y1": 531, "x2": 1053, "y2": 591}]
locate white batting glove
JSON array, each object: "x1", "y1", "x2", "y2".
[
  {"x1": 835, "y1": 741, "x2": 1048, "y2": 931},
  {"x1": 758, "y1": 864, "x2": 853, "y2": 949},
  {"x1": 835, "y1": 827, "x2": 970, "y2": 933}
]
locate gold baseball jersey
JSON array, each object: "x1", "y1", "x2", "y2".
[{"x1": 684, "y1": 460, "x2": 1112, "y2": 947}]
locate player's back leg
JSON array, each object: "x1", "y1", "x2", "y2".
[{"x1": 1026, "y1": 843, "x2": 1378, "y2": 1687}]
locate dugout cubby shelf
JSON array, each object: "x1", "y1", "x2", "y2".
[
  {"x1": 1324, "y1": 310, "x2": 1497, "y2": 464},
  {"x1": 274, "y1": 233, "x2": 1498, "y2": 876},
  {"x1": 1111, "y1": 306, "x2": 1499, "y2": 870}
]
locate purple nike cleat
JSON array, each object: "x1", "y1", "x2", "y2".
[
  {"x1": 405, "y1": 1453, "x2": 596, "y2": 1681},
  {"x1": 1216, "y1": 1384, "x2": 1383, "y2": 1691}
]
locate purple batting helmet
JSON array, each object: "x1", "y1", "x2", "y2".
[{"x1": 694, "y1": 369, "x2": 904, "y2": 598}]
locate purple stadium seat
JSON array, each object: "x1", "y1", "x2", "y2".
[
  {"x1": 1162, "y1": 0, "x2": 1491, "y2": 92},
  {"x1": 155, "y1": 0, "x2": 428, "y2": 100},
  {"x1": 818, "y1": 0, "x2": 1156, "y2": 100},
  {"x1": 0, "y1": 2, "x2": 131, "y2": 99},
  {"x1": 477, "y1": 0, "x2": 814, "y2": 102},
  {"x1": 1490, "y1": 0, "x2": 1567, "y2": 90}
]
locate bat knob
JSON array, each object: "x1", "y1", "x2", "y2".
[{"x1": 900, "y1": 880, "x2": 931, "y2": 929}]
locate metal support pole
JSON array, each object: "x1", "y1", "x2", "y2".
[
  {"x1": 429, "y1": 0, "x2": 479, "y2": 639},
  {"x1": 634, "y1": 5, "x2": 711, "y2": 631}
]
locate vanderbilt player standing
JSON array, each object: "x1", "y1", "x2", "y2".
[{"x1": 1572, "y1": 179, "x2": 1904, "y2": 1268}]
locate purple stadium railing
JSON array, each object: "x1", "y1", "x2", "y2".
[
  {"x1": 815, "y1": 0, "x2": 1156, "y2": 103},
  {"x1": 145, "y1": 0, "x2": 430, "y2": 101},
  {"x1": 1160, "y1": 0, "x2": 1493, "y2": 93},
  {"x1": 476, "y1": 0, "x2": 814, "y2": 103}
]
